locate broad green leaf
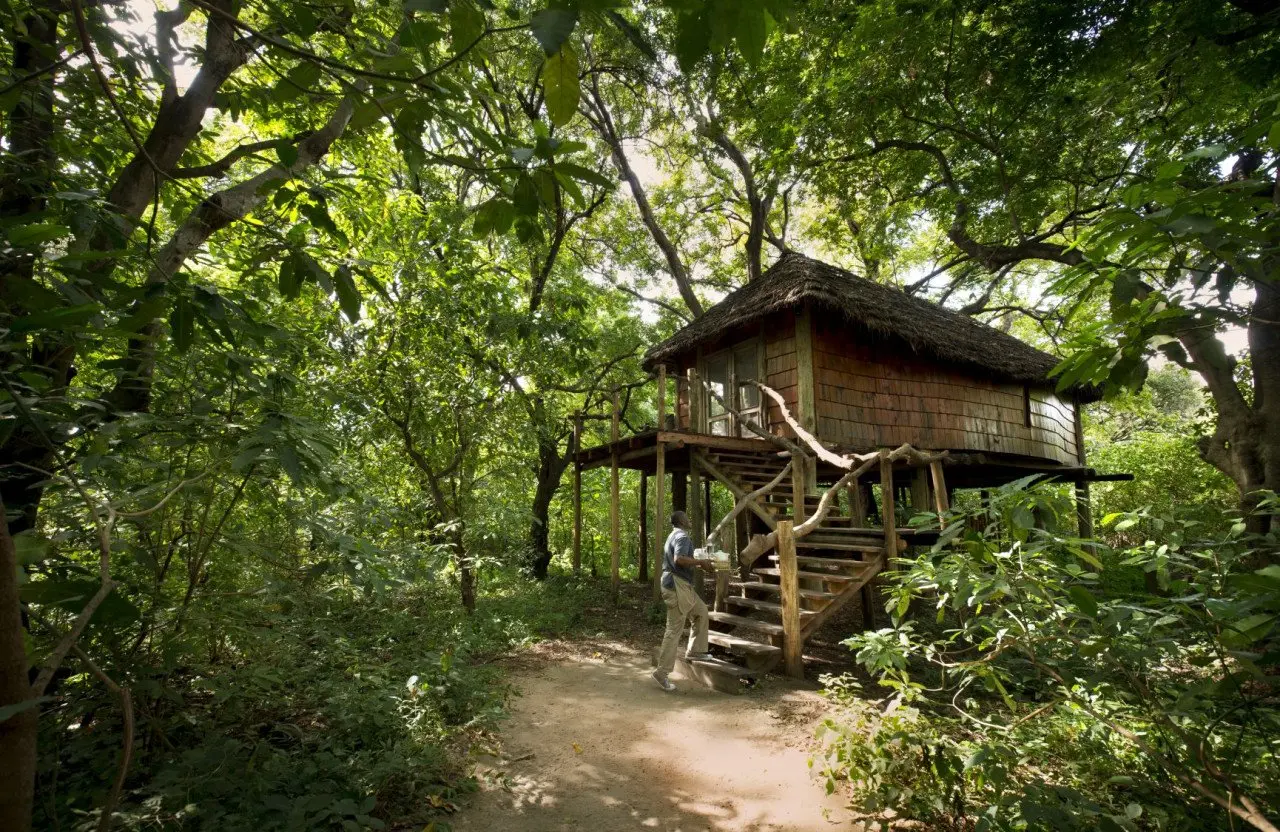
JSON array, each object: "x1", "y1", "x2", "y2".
[
  {"x1": 735, "y1": 6, "x2": 768, "y2": 66},
  {"x1": 674, "y1": 10, "x2": 711, "y2": 72},
  {"x1": 513, "y1": 174, "x2": 541, "y2": 215},
  {"x1": 0, "y1": 697, "x2": 52, "y2": 724},
  {"x1": 554, "y1": 161, "x2": 614, "y2": 189},
  {"x1": 170, "y1": 296, "x2": 195, "y2": 352},
  {"x1": 450, "y1": 0, "x2": 485, "y2": 54},
  {"x1": 542, "y1": 45, "x2": 580, "y2": 127},
  {"x1": 279, "y1": 256, "x2": 303, "y2": 299},
  {"x1": 1067, "y1": 585, "x2": 1098, "y2": 618},
  {"x1": 5, "y1": 223, "x2": 72, "y2": 246},
  {"x1": 12, "y1": 531, "x2": 51, "y2": 565},
  {"x1": 530, "y1": 8, "x2": 578, "y2": 55},
  {"x1": 333, "y1": 265, "x2": 362, "y2": 322},
  {"x1": 11, "y1": 303, "x2": 100, "y2": 333},
  {"x1": 278, "y1": 445, "x2": 304, "y2": 483}
]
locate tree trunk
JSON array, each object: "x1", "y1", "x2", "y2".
[
  {"x1": 452, "y1": 524, "x2": 475, "y2": 614},
  {"x1": 0, "y1": 3, "x2": 64, "y2": 537},
  {"x1": 0, "y1": 495, "x2": 37, "y2": 832},
  {"x1": 528, "y1": 436, "x2": 570, "y2": 580},
  {"x1": 1248, "y1": 279, "x2": 1280, "y2": 537}
]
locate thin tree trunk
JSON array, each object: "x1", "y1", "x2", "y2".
[
  {"x1": 447, "y1": 522, "x2": 475, "y2": 614},
  {"x1": 528, "y1": 436, "x2": 570, "y2": 580},
  {"x1": 0, "y1": 495, "x2": 37, "y2": 832}
]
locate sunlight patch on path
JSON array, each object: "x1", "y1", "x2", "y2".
[{"x1": 454, "y1": 646, "x2": 856, "y2": 832}]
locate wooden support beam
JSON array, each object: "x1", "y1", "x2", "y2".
[
  {"x1": 1073, "y1": 401, "x2": 1094, "y2": 540},
  {"x1": 704, "y1": 478, "x2": 712, "y2": 539},
  {"x1": 610, "y1": 391, "x2": 620, "y2": 599},
  {"x1": 909, "y1": 469, "x2": 931, "y2": 521},
  {"x1": 714, "y1": 565, "x2": 728, "y2": 612},
  {"x1": 860, "y1": 581, "x2": 876, "y2": 631},
  {"x1": 776, "y1": 520, "x2": 803, "y2": 679},
  {"x1": 929, "y1": 461, "x2": 950, "y2": 518},
  {"x1": 688, "y1": 367, "x2": 704, "y2": 549},
  {"x1": 795, "y1": 304, "x2": 816, "y2": 436},
  {"x1": 880, "y1": 456, "x2": 898, "y2": 565},
  {"x1": 638, "y1": 474, "x2": 649, "y2": 583},
  {"x1": 654, "y1": 365, "x2": 667, "y2": 602},
  {"x1": 792, "y1": 453, "x2": 808, "y2": 523},
  {"x1": 849, "y1": 479, "x2": 868, "y2": 526},
  {"x1": 795, "y1": 307, "x2": 819, "y2": 496},
  {"x1": 572, "y1": 412, "x2": 582, "y2": 574}
]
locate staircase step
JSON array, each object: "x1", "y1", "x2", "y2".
[
  {"x1": 673, "y1": 655, "x2": 758, "y2": 694},
  {"x1": 727, "y1": 596, "x2": 818, "y2": 616},
  {"x1": 708, "y1": 611, "x2": 786, "y2": 636},
  {"x1": 709, "y1": 451, "x2": 787, "y2": 464},
  {"x1": 707, "y1": 630, "x2": 783, "y2": 656},
  {"x1": 731, "y1": 581, "x2": 839, "y2": 601},
  {"x1": 797, "y1": 540, "x2": 886, "y2": 552},
  {"x1": 767, "y1": 554, "x2": 879, "y2": 569},
  {"x1": 754, "y1": 568, "x2": 861, "y2": 584}
]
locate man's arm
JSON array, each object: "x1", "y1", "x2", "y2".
[{"x1": 672, "y1": 533, "x2": 715, "y2": 570}]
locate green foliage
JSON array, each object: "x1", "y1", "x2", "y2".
[
  {"x1": 818, "y1": 483, "x2": 1280, "y2": 831},
  {"x1": 34, "y1": 570, "x2": 610, "y2": 831}
]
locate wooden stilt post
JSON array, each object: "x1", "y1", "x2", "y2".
[
  {"x1": 880, "y1": 455, "x2": 898, "y2": 562},
  {"x1": 909, "y1": 469, "x2": 930, "y2": 522},
  {"x1": 704, "y1": 479, "x2": 712, "y2": 538},
  {"x1": 638, "y1": 474, "x2": 649, "y2": 583},
  {"x1": 734, "y1": 511, "x2": 751, "y2": 581},
  {"x1": 572, "y1": 412, "x2": 582, "y2": 574},
  {"x1": 1073, "y1": 404, "x2": 1094, "y2": 540},
  {"x1": 777, "y1": 520, "x2": 803, "y2": 678},
  {"x1": 929, "y1": 461, "x2": 950, "y2": 520},
  {"x1": 610, "y1": 391, "x2": 620, "y2": 600},
  {"x1": 850, "y1": 478, "x2": 868, "y2": 526},
  {"x1": 654, "y1": 366, "x2": 667, "y2": 602},
  {"x1": 860, "y1": 582, "x2": 876, "y2": 631}
]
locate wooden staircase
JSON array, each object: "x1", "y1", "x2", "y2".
[{"x1": 690, "y1": 448, "x2": 894, "y2": 681}]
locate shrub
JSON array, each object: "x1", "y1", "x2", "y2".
[{"x1": 817, "y1": 481, "x2": 1280, "y2": 831}]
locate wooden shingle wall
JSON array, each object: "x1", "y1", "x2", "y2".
[
  {"x1": 764, "y1": 317, "x2": 799, "y2": 437},
  {"x1": 812, "y1": 319, "x2": 1078, "y2": 464}
]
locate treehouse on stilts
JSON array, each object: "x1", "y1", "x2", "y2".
[{"x1": 573, "y1": 253, "x2": 1120, "y2": 688}]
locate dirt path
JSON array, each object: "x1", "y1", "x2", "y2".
[{"x1": 453, "y1": 641, "x2": 856, "y2": 832}]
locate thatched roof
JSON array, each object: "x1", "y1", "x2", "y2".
[{"x1": 644, "y1": 253, "x2": 1093, "y2": 399}]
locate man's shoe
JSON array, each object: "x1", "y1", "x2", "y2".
[
  {"x1": 686, "y1": 651, "x2": 715, "y2": 662},
  {"x1": 651, "y1": 670, "x2": 676, "y2": 692}
]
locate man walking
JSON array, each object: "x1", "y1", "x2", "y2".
[{"x1": 653, "y1": 510, "x2": 714, "y2": 691}]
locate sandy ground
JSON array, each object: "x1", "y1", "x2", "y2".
[{"x1": 451, "y1": 640, "x2": 857, "y2": 832}]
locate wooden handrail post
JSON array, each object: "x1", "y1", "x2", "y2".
[
  {"x1": 610, "y1": 390, "x2": 620, "y2": 600},
  {"x1": 572, "y1": 412, "x2": 582, "y2": 575},
  {"x1": 777, "y1": 520, "x2": 803, "y2": 678}
]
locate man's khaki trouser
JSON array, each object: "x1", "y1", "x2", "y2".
[{"x1": 657, "y1": 575, "x2": 709, "y2": 675}]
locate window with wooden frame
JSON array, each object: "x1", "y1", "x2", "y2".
[{"x1": 702, "y1": 339, "x2": 764, "y2": 436}]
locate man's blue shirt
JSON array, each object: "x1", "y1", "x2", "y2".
[{"x1": 661, "y1": 527, "x2": 694, "y2": 590}]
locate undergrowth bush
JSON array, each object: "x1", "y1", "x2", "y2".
[
  {"x1": 817, "y1": 480, "x2": 1280, "y2": 831},
  {"x1": 35, "y1": 574, "x2": 609, "y2": 831}
]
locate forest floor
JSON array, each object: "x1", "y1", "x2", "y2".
[{"x1": 446, "y1": 583, "x2": 861, "y2": 832}]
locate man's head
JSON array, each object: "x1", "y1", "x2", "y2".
[{"x1": 670, "y1": 510, "x2": 690, "y2": 530}]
